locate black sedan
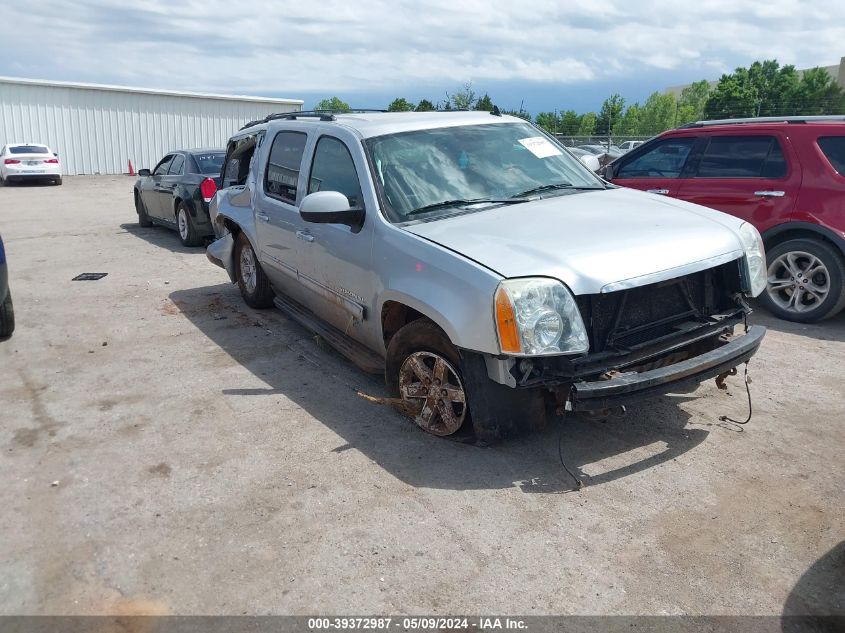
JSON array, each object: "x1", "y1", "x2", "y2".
[
  {"x1": 0, "y1": 234, "x2": 14, "y2": 340},
  {"x1": 133, "y1": 149, "x2": 225, "y2": 246}
]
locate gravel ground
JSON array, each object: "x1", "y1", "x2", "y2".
[{"x1": 0, "y1": 176, "x2": 842, "y2": 617}]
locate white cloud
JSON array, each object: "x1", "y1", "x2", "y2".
[{"x1": 0, "y1": 0, "x2": 843, "y2": 97}]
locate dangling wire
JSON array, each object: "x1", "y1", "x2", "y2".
[
  {"x1": 719, "y1": 361, "x2": 753, "y2": 427},
  {"x1": 558, "y1": 407, "x2": 583, "y2": 489}
]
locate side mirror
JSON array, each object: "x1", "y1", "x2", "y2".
[
  {"x1": 53, "y1": 152, "x2": 59, "y2": 158},
  {"x1": 300, "y1": 191, "x2": 364, "y2": 230},
  {"x1": 603, "y1": 163, "x2": 616, "y2": 180},
  {"x1": 138, "y1": 168, "x2": 151, "y2": 177}
]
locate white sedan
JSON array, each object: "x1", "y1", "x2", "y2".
[{"x1": 0, "y1": 143, "x2": 62, "y2": 185}]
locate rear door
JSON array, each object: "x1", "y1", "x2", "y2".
[
  {"x1": 610, "y1": 136, "x2": 699, "y2": 197},
  {"x1": 675, "y1": 133, "x2": 799, "y2": 232},
  {"x1": 253, "y1": 129, "x2": 311, "y2": 302}
]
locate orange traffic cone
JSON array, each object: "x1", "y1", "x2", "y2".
[{"x1": 128, "y1": 160, "x2": 135, "y2": 176}]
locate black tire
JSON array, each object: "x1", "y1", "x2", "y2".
[
  {"x1": 54, "y1": 177, "x2": 62, "y2": 186},
  {"x1": 234, "y1": 232, "x2": 274, "y2": 308},
  {"x1": 176, "y1": 202, "x2": 202, "y2": 247},
  {"x1": 759, "y1": 238, "x2": 845, "y2": 323},
  {"x1": 0, "y1": 291, "x2": 15, "y2": 340},
  {"x1": 385, "y1": 319, "x2": 545, "y2": 442},
  {"x1": 135, "y1": 192, "x2": 152, "y2": 227}
]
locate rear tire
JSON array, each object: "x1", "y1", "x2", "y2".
[
  {"x1": 176, "y1": 202, "x2": 202, "y2": 247},
  {"x1": 135, "y1": 192, "x2": 152, "y2": 228},
  {"x1": 0, "y1": 291, "x2": 15, "y2": 339},
  {"x1": 54, "y1": 177, "x2": 62, "y2": 186},
  {"x1": 234, "y1": 232, "x2": 274, "y2": 308},
  {"x1": 760, "y1": 238, "x2": 845, "y2": 323}
]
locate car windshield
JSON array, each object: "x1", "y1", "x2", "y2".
[
  {"x1": 10, "y1": 145, "x2": 49, "y2": 154},
  {"x1": 365, "y1": 122, "x2": 604, "y2": 222},
  {"x1": 193, "y1": 152, "x2": 225, "y2": 175}
]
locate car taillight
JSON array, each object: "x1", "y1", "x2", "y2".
[
  {"x1": 4, "y1": 159, "x2": 20, "y2": 164},
  {"x1": 43, "y1": 158, "x2": 59, "y2": 164},
  {"x1": 200, "y1": 177, "x2": 217, "y2": 203}
]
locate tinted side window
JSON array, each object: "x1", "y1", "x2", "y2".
[
  {"x1": 818, "y1": 136, "x2": 845, "y2": 175},
  {"x1": 265, "y1": 132, "x2": 307, "y2": 203},
  {"x1": 168, "y1": 154, "x2": 185, "y2": 175},
  {"x1": 153, "y1": 155, "x2": 174, "y2": 176},
  {"x1": 695, "y1": 136, "x2": 786, "y2": 178},
  {"x1": 617, "y1": 138, "x2": 695, "y2": 178},
  {"x1": 308, "y1": 137, "x2": 362, "y2": 206}
]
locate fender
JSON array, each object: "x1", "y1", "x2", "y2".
[
  {"x1": 762, "y1": 221, "x2": 845, "y2": 257},
  {"x1": 206, "y1": 186, "x2": 260, "y2": 282},
  {"x1": 377, "y1": 289, "x2": 463, "y2": 353}
]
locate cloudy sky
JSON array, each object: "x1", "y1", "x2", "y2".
[{"x1": 1, "y1": 0, "x2": 843, "y2": 113}]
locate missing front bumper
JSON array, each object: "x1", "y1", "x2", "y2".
[{"x1": 570, "y1": 325, "x2": 766, "y2": 411}]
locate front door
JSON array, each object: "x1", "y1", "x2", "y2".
[
  {"x1": 610, "y1": 136, "x2": 698, "y2": 198},
  {"x1": 155, "y1": 153, "x2": 185, "y2": 223},
  {"x1": 145, "y1": 154, "x2": 174, "y2": 219},
  {"x1": 294, "y1": 134, "x2": 374, "y2": 341}
]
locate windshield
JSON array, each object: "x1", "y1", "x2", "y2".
[
  {"x1": 10, "y1": 145, "x2": 49, "y2": 154},
  {"x1": 365, "y1": 122, "x2": 604, "y2": 222},
  {"x1": 193, "y1": 152, "x2": 225, "y2": 175}
]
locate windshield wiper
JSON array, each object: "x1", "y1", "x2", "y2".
[
  {"x1": 405, "y1": 197, "x2": 528, "y2": 217},
  {"x1": 511, "y1": 183, "x2": 603, "y2": 198}
]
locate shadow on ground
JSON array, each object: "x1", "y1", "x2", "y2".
[
  {"x1": 119, "y1": 222, "x2": 208, "y2": 254},
  {"x1": 782, "y1": 540, "x2": 845, "y2": 631},
  {"x1": 749, "y1": 300, "x2": 845, "y2": 344},
  {"x1": 171, "y1": 283, "x2": 712, "y2": 493}
]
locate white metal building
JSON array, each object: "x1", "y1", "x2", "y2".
[{"x1": 0, "y1": 76, "x2": 303, "y2": 175}]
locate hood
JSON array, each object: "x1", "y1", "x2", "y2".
[{"x1": 403, "y1": 187, "x2": 747, "y2": 295}]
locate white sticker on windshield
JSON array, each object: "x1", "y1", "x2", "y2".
[{"x1": 518, "y1": 136, "x2": 562, "y2": 158}]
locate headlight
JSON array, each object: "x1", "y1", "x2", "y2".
[
  {"x1": 494, "y1": 278, "x2": 589, "y2": 356},
  {"x1": 738, "y1": 222, "x2": 767, "y2": 297}
]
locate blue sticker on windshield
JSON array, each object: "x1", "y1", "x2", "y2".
[{"x1": 458, "y1": 150, "x2": 469, "y2": 169}]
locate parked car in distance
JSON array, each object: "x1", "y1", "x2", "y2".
[
  {"x1": 566, "y1": 147, "x2": 601, "y2": 171},
  {"x1": 0, "y1": 143, "x2": 61, "y2": 185},
  {"x1": 0, "y1": 234, "x2": 14, "y2": 339},
  {"x1": 207, "y1": 110, "x2": 766, "y2": 442},
  {"x1": 604, "y1": 115, "x2": 845, "y2": 323},
  {"x1": 134, "y1": 149, "x2": 225, "y2": 246},
  {"x1": 619, "y1": 140, "x2": 645, "y2": 152},
  {"x1": 577, "y1": 144, "x2": 623, "y2": 158}
]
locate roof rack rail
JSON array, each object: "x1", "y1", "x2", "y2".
[
  {"x1": 239, "y1": 109, "x2": 390, "y2": 130},
  {"x1": 679, "y1": 115, "x2": 845, "y2": 129}
]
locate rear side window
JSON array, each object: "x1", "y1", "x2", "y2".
[
  {"x1": 265, "y1": 131, "x2": 307, "y2": 204},
  {"x1": 695, "y1": 136, "x2": 786, "y2": 178},
  {"x1": 818, "y1": 137, "x2": 845, "y2": 175},
  {"x1": 308, "y1": 137, "x2": 362, "y2": 207},
  {"x1": 617, "y1": 138, "x2": 695, "y2": 178},
  {"x1": 168, "y1": 154, "x2": 185, "y2": 175}
]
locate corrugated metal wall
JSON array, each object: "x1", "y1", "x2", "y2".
[{"x1": 0, "y1": 80, "x2": 301, "y2": 175}]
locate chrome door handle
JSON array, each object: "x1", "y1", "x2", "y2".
[
  {"x1": 296, "y1": 230, "x2": 315, "y2": 243},
  {"x1": 647, "y1": 189, "x2": 669, "y2": 195},
  {"x1": 755, "y1": 190, "x2": 785, "y2": 197},
  {"x1": 256, "y1": 212, "x2": 270, "y2": 222}
]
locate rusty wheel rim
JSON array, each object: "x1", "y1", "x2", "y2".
[{"x1": 398, "y1": 351, "x2": 466, "y2": 436}]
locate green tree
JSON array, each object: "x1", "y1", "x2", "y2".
[
  {"x1": 618, "y1": 103, "x2": 643, "y2": 135},
  {"x1": 794, "y1": 67, "x2": 845, "y2": 114},
  {"x1": 639, "y1": 92, "x2": 677, "y2": 135},
  {"x1": 415, "y1": 99, "x2": 436, "y2": 112},
  {"x1": 703, "y1": 59, "x2": 813, "y2": 118},
  {"x1": 448, "y1": 82, "x2": 476, "y2": 110},
  {"x1": 576, "y1": 112, "x2": 597, "y2": 136},
  {"x1": 387, "y1": 97, "x2": 415, "y2": 112},
  {"x1": 676, "y1": 80, "x2": 711, "y2": 125},
  {"x1": 314, "y1": 96, "x2": 350, "y2": 112},
  {"x1": 535, "y1": 111, "x2": 560, "y2": 133},
  {"x1": 474, "y1": 93, "x2": 494, "y2": 111},
  {"x1": 558, "y1": 110, "x2": 581, "y2": 136},
  {"x1": 596, "y1": 94, "x2": 625, "y2": 136}
]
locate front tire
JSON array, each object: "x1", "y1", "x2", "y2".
[
  {"x1": 0, "y1": 291, "x2": 15, "y2": 339},
  {"x1": 135, "y1": 192, "x2": 152, "y2": 227},
  {"x1": 760, "y1": 238, "x2": 845, "y2": 323},
  {"x1": 234, "y1": 232, "x2": 274, "y2": 308},
  {"x1": 176, "y1": 202, "x2": 202, "y2": 247}
]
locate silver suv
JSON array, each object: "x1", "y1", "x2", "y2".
[{"x1": 207, "y1": 111, "x2": 766, "y2": 442}]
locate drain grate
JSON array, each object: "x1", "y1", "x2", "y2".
[{"x1": 72, "y1": 273, "x2": 108, "y2": 281}]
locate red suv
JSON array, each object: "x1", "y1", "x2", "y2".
[{"x1": 604, "y1": 116, "x2": 845, "y2": 322}]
